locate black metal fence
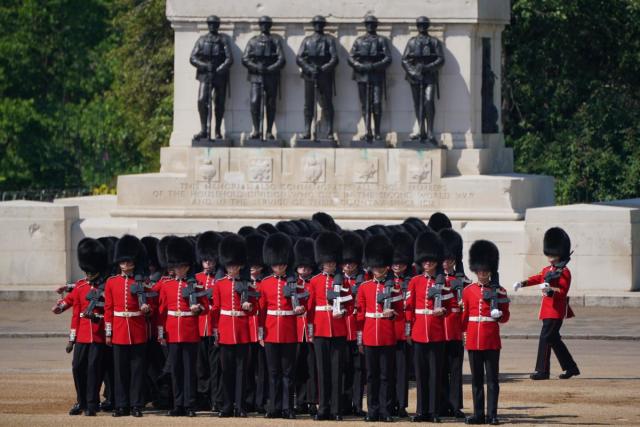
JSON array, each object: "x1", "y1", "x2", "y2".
[{"x1": 0, "y1": 188, "x2": 93, "y2": 202}]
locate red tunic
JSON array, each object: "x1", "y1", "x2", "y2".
[
  {"x1": 344, "y1": 274, "x2": 359, "y2": 342},
  {"x1": 525, "y1": 266, "x2": 573, "y2": 320},
  {"x1": 443, "y1": 274, "x2": 463, "y2": 341},
  {"x1": 196, "y1": 272, "x2": 216, "y2": 337},
  {"x1": 295, "y1": 277, "x2": 312, "y2": 343},
  {"x1": 248, "y1": 277, "x2": 262, "y2": 343},
  {"x1": 393, "y1": 275, "x2": 411, "y2": 343},
  {"x1": 104, "y1": 275, "x2": 148, "y2": 345},
  {"x1": 461, "y1": 282, "x2": 510, "y2": 351},
  {"x1": 158, "y1": 278, "x2": 209, "y2": 343},
  {"x1": 356, "y1": 279, "x2": 403, "y2": 347},
  {"x1": 68, "y1": 281, "x2": 106, "y2": 344},
  {"x1": 211, "y1": 276, "x2": 257, "y2": 345},
  {"x1": 405, "y1": 274, "x2": 453, "y2": 343},
  {"x1": 258, "y1": 275, "x2": 300, "y2": 343},
  {"x1": 306, "y1": 273, "x2": 354, "y2": 338}
]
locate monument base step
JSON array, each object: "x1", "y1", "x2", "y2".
[{"x1": 294, "y1": 138, "x2": 337, "y2": 148}]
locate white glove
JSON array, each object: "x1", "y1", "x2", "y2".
[
  {"x1": 512, "y1": 281, "x2": 522, "y2": 292},
  {"x1": 490, "y1": 309, "x2": 502, "y2": 319},
  {"x1": 539, "y1": 282, "x2": 550, "y2": 290}
]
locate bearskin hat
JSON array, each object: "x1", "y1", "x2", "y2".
[
  {"x1": 366, "y1": 224, "x2": 388, "y2": 237},
  {"x1": 364, "y1": 234, "x2": 394, "y2": 268},
  {"x1": 404, "y1": 217, "x2": 428, "y2": 232},
  {"x1": 97, "y1": 236, "x2": 117, "y2": 272},
  {"x1": 543, "y1": 227, "x2": 572, "y2": 261},
  {"x1": 219, "y1": 234, "x2": 247, "y2": 267},
  {"x1": 141, "y1": 236, "x2": 160, "y2": 270},
  {"x1": 245, "y1": 233, "x2": 266, "y2": 267},
  {"x1": 294, "y1": 238, "x2": 315, "y2": 268},
  {"x1": 114, "y1": 234, "x2": 143, "y2": 264},
  {"x1": 257, "y1": 223, "x2": 278, "y2": 235},
  {"x1": 414, "y1": 230, "x2": 444, "y2": 264},
  {"x1": 427, "y1": 212, "x2": 452, "y2": 232},
  {"x1": 300, "y1": 219, "x2": 323, "y2": 235},
  {"x1": 263, "y1": 232, "x2": 292, "y2": 266},
  {"x1": 196, "y1": 231, "x2": 222, "y2": 263},
  {"x1": 354, "y1": 229, "x2": 373, "y2": 244},
  {"x1": 156, "y1": 235, "x2": 176, "y2": 271},
  {"x1": 469, "y1": 239, "x2": 499, "y2": 274},
  {"x1": 237, "y1": 226, "x2": 257, "y2": 238},
  {"x1": 312, "y1": 212, "x2": 341, "y2": 233},
  {"x1": 276, "y1": 221, "x2": 300, "y2": 237},
  {"x1": 314, "y1": 231, "x2": 343, "y2": 264},
  {"x1": 166, "y1": 236, "x2": 195, "y2": 268},
  {"x1": 391, "y1": 231, "x2": 414, "y2": 265},
  {"x1": 292, "y1": 220, "x2": 310, "y2": 237},
  {"x1": 439, "y1": 228, "x2": 463, "y2": 263},
  {"x1": 342, "y1": 231, "x2": 364, "y2": 265},
  {"x1": 77, "y1": 238, "x2": 108, "y2": 275}
]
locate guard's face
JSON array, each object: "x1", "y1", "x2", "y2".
[
  {"x1": 259, "y1": 22, "x2": 272, "y2": 33},
  {"x1": 547, "y1": 255, "x2": 560, "y2": 265},
  {"x1": 372, "y1": 266, "x2": 389, "y2": 279},
  {"x1": 226, "y1": 264, "x2": 241, "y2": 277},
  {"x1": 476, "y1": 270, "x2": 491, "y2": 282},
  {"x1": 297, "y1": 265, "x2": 312, "y2": 278},
  {"x1": 208, "y1": 21, "x2": 220, "y2": 33},
  {"x1": 313, "y1": 22, "x2": 325, "y2": 33},
  {"x1": 119, "y1": 261, "x2": 134, "y2": 274},
  {"x1": 322, "y1": 262, "x2": 336, "y2": 274},
  {"x1": 271, "y1": 264, "x2": 287, "y2": 276},
  {"x1": 392, "y1": 263, "x2": 407, "y2": 275},
  {"x1": 85, "y1": 271, "x2": 100, "y2": 280},
  {"x1": 342, "y1": 262, "x2": 358, "y2": 275},
  {"x1": 250, "y1": 265, "x2": 263, "y2": 277},
  {"x1": 365, "y1": 22, "x2": 378, "y2": 33},
  {"x1": 442, "y1": 259, "x2": 456, "y2": 272},
  {"x1": 202, "y1": 259, "x2": 216, "y2": 273},
  {"x1": 421, "y1": 260, "x2": 438, "y2": 275},
  {"x1": 174, "y1": 264, "x2": 190, "y2": 279}
]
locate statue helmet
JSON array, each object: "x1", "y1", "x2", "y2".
[
  {"x1": 416, "y1": 16, "x2": 431, "y2": 27},
  {"x1": 206, "y1": 15, "x2": 220, "y2": 24},
  {"x1": 258, "y1": 16, "x2": 273, "y2": 25},
  {"x1": 363, "y1": 14, "x2": 378, "y2": 24},
  {"x1": 311, "y1": 15, "x2": 327, "y2": 25}
]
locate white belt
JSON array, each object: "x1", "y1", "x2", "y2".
[
  {"x1": 450, "y1": 308, "x2": 461, "y2": 313},
  {"x1": 168, "y1": 310, "x2": 195, "y2": 317},
  {"x1": 80, "y1": 313, "x2": 104, "y2": 318},
  {"x1": 415, "y1": 308, "x2": 435, "y2": 315},
  {"x1": 267, "y1": 310, "x2": 295, "y2": 316},
  {"x1": 114, "y1": 311, "x2": 142, "y2": 317},
  {"x1": 315, "y1": 305, "x2": 332, "y2": 312},
  {"x1": 469, "y1": 316, "x2": 497, "y2": 322},
  {"x1": 221, "y1": 309, "x2": 246, "y2": 317},
  {"x1": 365, "y1": 312, "x2": 387, "y2": 319}
]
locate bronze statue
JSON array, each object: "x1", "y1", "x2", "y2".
[
  {"x1": 190, "y1": 15, "x2": 233, "y2": 142},
  {"x1": 241, "y1": 16, "x2": 286, "y2": 141},
  {"x1": 347, "y1": 15, "x2": 392, "y2": 142},
  {"x1": 296, "y1": 15, "x2": 339, "y2": 142},
  {"x1": 401, "y1": 16, "x2": 444, "y2": 146}
]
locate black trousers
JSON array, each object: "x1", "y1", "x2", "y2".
[
  {"x1": 414, "y1": 341, "x2": 444, "y2": 416},
  {"x1": 314, "y1": 336, "x2": 346, "y2": 416},
  {"x1": 441, "y1": 340, "x2": 464, "y2": 413},
  {"x1": 343, "y1": 341, "x2": 366, "y2": 413},
  {"x1": 72, "y1": 343, "x2": 106, "y2": 411},
  {"x1": 295, "y1": 341, "x2": 317, "y2": 407},
  {"x1": 535, "y1": 319, "x2": 578, "y2": 374},
  {"x1": 102, "y1": 345, "x2": 115, "y2": 404},
  {"x1": 391, "y1": 340, "x2": 410, "y2": 412},
  {"x1": 113, "y1": 343, "x2": 146, "y2": 409},
  {"x1": 197, "y1": 336, "x2": 223, "y2": 409},
  {"x1": 364, "y1": 345, "x2": 395, "y2": 418},
  {"x1": 264, "y1": 342, "x2": 297, "y2": 413},
  {"x1": 168, "y1": 342, "x2": 198, "y2": 410},
  {"x1": 146, "y1": 340, "x2": 169, "y2": 406},
  {"x1": 468, "y1": 350, "x2": 500, "y2": 418},
  {"x1": 219, "y1": 343, "x2": 249, "y2": 413}
]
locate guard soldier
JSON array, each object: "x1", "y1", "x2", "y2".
[
  {"x1": 356, "y1": 235, "x2": 402, "y2": 422},
  {"x1": 406, "y1": 230, "x2": 452, "y2": 423},
  {"x1": 347, "y1": 15, "x2": 392, "y2": 141},
  {"x1": 401, "y1": 16, "x2": 445, "y2": 145},
  {"x1": 190, "y1": 15, "x2": 234, "y2": 141},
  {"x1": 242, "y1": 16, "x2": 286, "y2": 140},
  {"x1": 158, "y1": 237, "x2": 209, "y2": 417},
  {"x1": 296, "y1": 15, "x2": 339, "y2": 141},
  {"x1": 258, "y1": 233, "x2": 306, "y2": 419},
  {"x1": 513, "y1": 227, "x2": 580, "y2": 380},
  {"x1": 194, "y1": 231, "x2": 224, "y2": 412},
  {"x1": 462, "y1": 240, "x2": 510, "y2": 425},
  {"x1": 104, "y1": 235, "x2": 150, "y2": 418},
  {"x1": 211, "y1": 234, "x2": 256, "y2": 417},
  {"x1": 389, "y1": 231, "x2": 415, "y2": 419},
  {"x1": 307, "y1": 231, "x2": 353, "y2": 421},
  {"x1": 52, "y1": 238, "x2": 110, "y2": 416},
  {"x1": 439, "y1": 228, "x2": 467, "y2": 419}
]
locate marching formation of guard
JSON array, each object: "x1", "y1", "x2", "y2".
[{"x1": 53, "y1": 211, "x2": 579, "y2": 424}]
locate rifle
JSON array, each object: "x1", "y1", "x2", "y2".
[
  {"x1": 482, "y1": 272, "x2": 510, "y2": 312},
  {"x1": 427, "y1": 273, "x2": 447, "y2": 309},
  {"x1": 365, "y1": 81, "x2": 372, "y2": 140},
  {"x1": 450, "y1": 267, "x2": 471, "y2": 303},
  {"x1": 234, "y1": 278, "x2": 260, "y2": 304},
  {"x1": 259, "y1": 77, "x2": 267, "y2": 140},
  {"x1": 181, "y1": 276, "x2": 212, "y2": 307},
  {"x1": 82, "y1": 279, "x2": 106, "y2": 323},
  {"x1": 418, "y1": 81, "x2": 425, "y2": 140},
  {"x1": 350, "y1": 271, "x2": 367, "y2": 297},
  {"x1": 541, "y1": 258, "x2": 571, "y2": 296},
  {"x1": 313, "y1": 76, "x2": 320, "y2": 141},
  {"x1": 284, "y1": 276, "x2": 309, "y2": 309},
  {"x1": 326, "y1": 273, "x2": 351, "y2": 316},
  {"x1": 376, "y1": 275, "x2": 396, "y2": 311},
  {"x1": 131, "y1": 274, "x2": 158, "y2": 308}
]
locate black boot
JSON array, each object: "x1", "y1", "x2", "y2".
[
  {"x1": 530, "y1": 371, "x2": 550, "y2": 380},
  {"x1": 69, "y1": 403, "x2": 83, "y2": 416},
  {"x1": 559, "y1": 367, "x2": 580, "y2": 379}
]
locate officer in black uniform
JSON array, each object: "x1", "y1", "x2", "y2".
[
  {"x1": 347, "y1": 15, "x2": 392, "y2": 141},
  {"x1": 296, "y1": 15, "x2": 339, "y2": 141},
  {"x1": 190, "y1": 15, "x2": 234, "y2": 141},
  {"x1": 401, "y1": 16, "x2": 445, "y2": 145},
  {"x1": 242, "y1": 16, "x2": 286, "y2": 140}
]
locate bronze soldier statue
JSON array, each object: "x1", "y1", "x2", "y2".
[
  {"x1": 190, "y1": 15, "x2": 233, "y2": 142},
  {"x1": 296, "y1": 15, "x2": 339, "y2": 142},
  {"x1": 242, "y1": 16, "x2": 286, "y2": 141},
  {"x1": 401, "y1": 16, "x2": 444, "y2": 146},
  {"x1": 347, "y1": 15, "x2": 392, "y2": 142}
]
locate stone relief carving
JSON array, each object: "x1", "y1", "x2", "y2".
[
  {"x1": 353, "y1": 159, "x2": 379, "y2": 183},
  {"x1": 408, "y1": 158, "x2": 432, "y2": 184},
  {"x1": 302, "y1": 156, "x2": 325, "y2": 183},
  {"x1": 197, "y1": 156, "x2": 220, "y2": 182},
  {"x1": 249, "y1": 158, "x2": 273, "y2": 182}
]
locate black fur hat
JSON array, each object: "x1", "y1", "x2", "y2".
[
  {"x1": 166, "y1": 236, "x2": 195, "y2": 268},
  {"x1": 403, "y1": 217, "x2": 428, "y2": 232},
  {"x1": 414, "y1": 230, "x2": 444, "y2": 264},
  {"x1": 543, "y1": 227, "x2": 571, "y2": 261},
  {"x1": 292, "y1": 220, "x2": 310, "y2": 237},
  {"x1": 391, "y1": 232, "x2": 414, "y2": 265},
  {"x1": 342, "y1": 231, "x2": 364, "y2": 264},
  {"x1": 312, "y1": 212, "x2": 341, "y2": 233},
  {"x1": 246, "y1": 233, "x2": 266, "y2": 267},
  {"x1": 97, "y1": 236, "x2": 117, "y2": 271},
  {"x1": 427, "y1": 212, "x2": 452, "y2": 232},
  {"x1": 114, "y1": 234, "x2": 143, "y2": 264},
  {"x1": 196, "y1": 231, "x2": 222, "y2": 263},
  {"x1": 156, "y1": 235, "x2": 176, "y2": 271},
  {"x1": 354, "y1": 229, "x2": 373, "y2": 244},
  {"x1": 141, "y1": 236, "x2": 160, "y2": 270},
  {"x1": 439, "y1": 228, "x2": 463, "y2": 263},
  {"x1": 257, "y1": 223, "x2": 278, "y2": 235},
  {"x1": 314, "y1": 231, "x2": 343, "y2": 264},
  {"x1": 294, "y1": 238, "x2": 315, "y2": 268},
  {"x1": 219, "y1": 234, "x2": 247, "y2": 267},
  {"x1": 263, "y1": 232, "x2": 292, "y2": 266},
  {"x1": 237, "y1": 226, "x2": 257, "y2": 238},
  {"x1": 469, "y1": 240, "x2": 499, "y2": 274},
  {"x1": 366, "y1": 224, "x2": 388, "y2": 237},
  {"x1": 77, "y1": 238, "x2": 108, "y2": 275},
  {"x1": 364, "y1": 234, "x2": 394, "y2": 268},
  {"x1": 300, "y1": 219, "x2": 323, "y2": 235}
]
